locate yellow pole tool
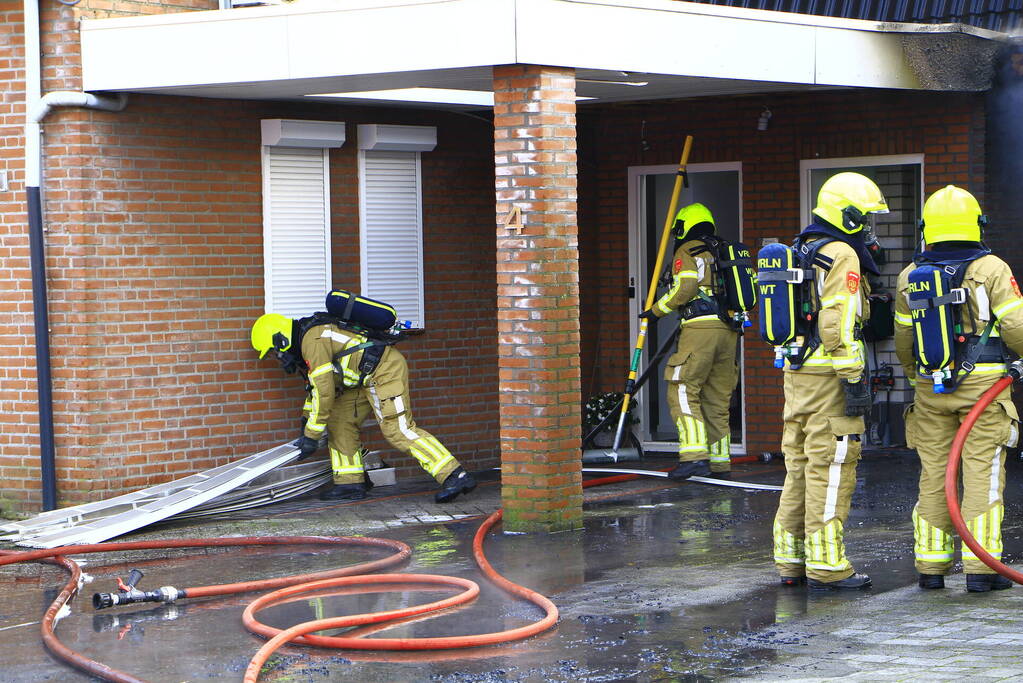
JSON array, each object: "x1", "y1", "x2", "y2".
[{"x1": 610, "y1": 135, "x2": 694, "y2": 453}]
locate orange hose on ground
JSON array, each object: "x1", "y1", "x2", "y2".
[
  {"x1": 0, "y1": 468, "x2": 706, "y2": 682},
  {"x1": 945, "y1": 375, "x2": 1023, "y2": 583},
  {"x1": 0, "y1": 537, "x2": 410, "y2": 683}
]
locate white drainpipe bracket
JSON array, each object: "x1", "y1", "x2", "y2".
[
  {"x1": 25, "y1": 92, "x2": 127, "y2": 188},
  {"x1": 30, "y1": 91, "x2": 128, "y2": 124}
]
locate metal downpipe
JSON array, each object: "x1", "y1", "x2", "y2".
[
  {"x1": 24, "y1": 0, "x2": 127, "y2": 510},
  {"x1": 26, "y1": 185, "x2": 56, "y2": 510}
]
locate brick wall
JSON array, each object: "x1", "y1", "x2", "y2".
[
  {"x1": 581, "y1": 90, "x2": 985, "y2": 457},
  {"x1": 0, "y1": 4, "x2": 30, "y2": 514},
  {"x1": 14, "y1": 97, "x2": 500, "y2": 510}
]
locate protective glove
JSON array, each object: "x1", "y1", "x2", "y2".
[
  {"x1": 638, "y1": 309, "x2": 659, "y2": 321},
  {"x1": 296, "y1": 435, "x2": 319, "y2": 460},
  {"x1": 842, "y1": 376, "x2": 872, "y2": 417}
]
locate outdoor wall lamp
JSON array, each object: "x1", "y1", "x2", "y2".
[{"x1": 757, "y1": 107, "x2": 772, "y2": 131}]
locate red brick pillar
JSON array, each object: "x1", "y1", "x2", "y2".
[{"x1": 493, "y1": 65, "x2": 582, "y2": 533}]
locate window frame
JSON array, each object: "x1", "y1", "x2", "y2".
[
  {"x1": 357, "y1": 148, "x2": 427, "y2": 329},
  {"x1": 260, "y1": 145, "x2": 332, "y2": 317}
]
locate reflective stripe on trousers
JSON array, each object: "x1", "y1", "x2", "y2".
[
  {"x1": 963, "y1": 504, "x2": 1004, "y2": 562},
  {"x1": 676, "y1": 415, "x2": 707, "y2": 454},
  {"x1": 409, "y1": 435, "x2": 455, "y2": 478},
  {"x1": 330, "y1": 447, "x2": 365, "y2": 484},
  {"x1": 708, "y1": 435, "x2": 730, "y2": 464},
  {"x1": 804, "y1": 519, "x2": 852, "y2": 572},
  {"x1": 913, "y1": 506, "x2": 954, "y2": 563},
  {"x1": 773, "y1": 519, "x2": 805, "y2": 565}
]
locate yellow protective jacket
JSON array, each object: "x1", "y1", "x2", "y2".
[
  {"x1": 895, "y1": 253, "x2": 1023, "y2": 385},
  {"x1": 785, "y1": 238, "x2": 870, "y2": 381},
  {"x1": 652, "y1": 238, "x2": 731, "y2": 331},
  {"x1": 300, "y1": 323, "x2": 377, "y2": 440}
]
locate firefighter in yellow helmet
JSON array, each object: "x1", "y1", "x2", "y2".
[
  {"x1": 639, "y1": 203, "x2": 739, "y2": 478},
  {"x1": 251, "y1": 311, "x2": 476, "y2": 502},
  {"x1": 895, "y1": 185, "x2": 1023, "y2": 592},
  {"x1": 773, "y1": 172, "x2": 888, "y2": 590}
]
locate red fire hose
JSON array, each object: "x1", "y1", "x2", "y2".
[
  {"x1": 0, "y1": 468, "x2": 673, "y2": 682},
  {"x1": 945, "y1": 364, "x2": 1023, "y2": 584}
]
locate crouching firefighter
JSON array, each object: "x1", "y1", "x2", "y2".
[
  {"x1": 895, "y1": 185, "x2": 1023, "y2": 593},
  {"x1": 250, "y1": 291, "x2": 477, "y2": 503},
  {"x1": 758, "y1": 172, "x2": 888, "y2": 590},
  {"x1": 639, "y1": 203, "x2": 757, "y2": 478}
]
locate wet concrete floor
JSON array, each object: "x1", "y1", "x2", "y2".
[{"x1": 2, "y1": 452, "x2": 1023, "y2": 682}]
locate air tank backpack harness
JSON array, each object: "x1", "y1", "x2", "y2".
[
  {"x1": 277, "y1": 290, "x2": 407, "y2": 385},
  {"x1": 756, "y1": 236, "x2": 837, "y2": 368},
  {"x1": 906, "y1": 247, "x2": 1006, "y2": 393},
  {"x1": 683, "y1": 235, "x2": 758, "y2": 331}
]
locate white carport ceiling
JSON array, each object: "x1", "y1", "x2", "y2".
[{"x1": 79, "y1": 0, "x2": 1007, "y2": 107}]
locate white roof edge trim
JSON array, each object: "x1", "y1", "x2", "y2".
[
  {"x1": 552, "y1": 0, "x2": 1010, "y2": 40},
  {"x1": 80, "y1": 0, "x2": 1009, "y2": 41},
  {"x1": 81, "y1": 0, "x2": 465, "y2": 30}
]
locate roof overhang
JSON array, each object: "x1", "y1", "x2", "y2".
[{"x1": 79, "y1": 0, "x2": 1008, "y2": 107}]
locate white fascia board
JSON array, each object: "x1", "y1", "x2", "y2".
[
  {"x1": 81, "y1": 0, "x2": 517, "y2": 92},
  {"x1": 516, "y1": 0, "x2": 815, "y2": 84},
  {"x1": 516, "y1": 0, "x2": 1000, "y2": 90},
  {"x1": 80, "y1": 0, "x2": 1004, "y2": 95}
]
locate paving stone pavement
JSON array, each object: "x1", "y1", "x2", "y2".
[{"x1": 729, "y1": 578, "x2": 1023, "y2": 681}]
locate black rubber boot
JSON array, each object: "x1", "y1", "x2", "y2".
[
  {"x1": 966, "y1": 573, "x2": 1013, "y2": 592},
  {"x1": 667, "y1": 460, "x2": 711, "y2": 480},
  {"x1": 318, "y1": 483, "x2": 367, "y2": 501},
  {"x1": 918, "y1": 574, "x2": 945, "y2": 590},
  {"x1": 708, "y1": 470, "x2": 731, "y2": 480},
  {"x1": 435, "y1": 467, "x2": 477, "y2": 503},
  {"x1": 807, "y1": 573, "x2": 872, "y2": 591},
  {"x1": 780, "y1": 576, "x2": 806, "y2": 587}
]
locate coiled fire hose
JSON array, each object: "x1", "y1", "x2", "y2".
[
  {"x1": 945, "y1": 359, "x2": 1023, "y2": 584},
  {"x1": 0, "y1": 469, "x2": 674, "y2": 682}
]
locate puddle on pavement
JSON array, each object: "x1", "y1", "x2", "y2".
[{"x1": 2, "y1": 453, "x2": 1021, "y2": 682}]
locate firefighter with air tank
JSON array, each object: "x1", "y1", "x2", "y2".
[
  {"x1": 639, "y1": 203, "x2": 756, "y2": 479},
  {"x1": 895, "y1": 185, "x2": 1023, "y2": 593},
  {"x1": 758, "y1": 172, "x2": 888, "y2": 590},
  {"x1": 250, "y1": 290, "x2": 477, "y2": 503}
]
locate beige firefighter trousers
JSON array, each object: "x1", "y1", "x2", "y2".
[
  {"x1": 774, "y1": 370, "x2": 864, "y2": 583},
  {"x1": 324, "y1": 349, "x2": 459, "y2": 486},
  {"x1": 665, "y1": 325, "x2": 739, "y2": 472},
  {"x1": 907, "y1": 378, "x2": 1019, "y2": 575}
]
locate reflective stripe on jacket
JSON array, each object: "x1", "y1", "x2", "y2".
[
  {"x1": 654, "y1": 240, "x2": 729, "y2": 328},
  {"x1": 301, "y1": 323, "x2": 372, "y2": 439}
]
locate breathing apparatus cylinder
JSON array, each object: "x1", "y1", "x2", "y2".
[{"x1": 324, "y1": 290, "x2": 398, "y2": 331}]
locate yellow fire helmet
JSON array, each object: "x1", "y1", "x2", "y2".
[
  {"x1": 921, "y1": 184, "x2": 986, "y2": 244},
  {"x1": 251, "y1": 313, "x2": 293, "y2": 359},
  {"x1": 812, "y1": 172, "x2": 889, "y2": 234},
  {"x1": 674, "y1": 202, "x2": 715, "y2": 241}
]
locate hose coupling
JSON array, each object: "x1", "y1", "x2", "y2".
[
  {"x1": 93, "y1": 572, "x2": 182, "y2": 611},
  {"x1": 1009, "y1": 360, "x2": 1023, "y2": 382}
]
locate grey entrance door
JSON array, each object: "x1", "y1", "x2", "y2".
[{"x1": 638, "y1": 167, "x2": 743, "y2": 449}]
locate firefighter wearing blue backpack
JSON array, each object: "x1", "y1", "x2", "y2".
[
  {"x1": 758, "y1": 172, "x2": 888, "y2": 590},
  {"x1": 251, "y1": 291, "x2": 476, "y2": 504},
  {"x1": 640, "y1": 203, "x2": 757, "y2": 479},
  {"x1": 894, "y1": 185, "x2": 1023, "y2": 593}
]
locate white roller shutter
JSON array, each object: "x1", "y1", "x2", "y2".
[
  {"x1": 262, "y1": 146, "x2": 331, "y2": 318},
  {"x1": 359, "y1": 150, "x2": 425, "y2": 328}
]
